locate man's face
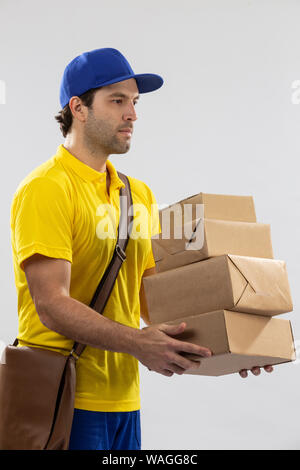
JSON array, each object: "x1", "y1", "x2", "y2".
[{"x1": 83, "y1": 78, "x2": 139, "y2": 155}]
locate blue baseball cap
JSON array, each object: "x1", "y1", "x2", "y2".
[{"x1": 59, "y1": 47, "x2": 164, "y2": 109}]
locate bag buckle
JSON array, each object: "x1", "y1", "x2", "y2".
[
  {"x1": 115, "y1": 244, "x2": 126, "y2": 262},
  {"x1": 70, "y1": 348, "x2": 80, "y2": 361}
]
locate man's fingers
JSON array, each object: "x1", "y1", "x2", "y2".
[
  {"x1": 251, "y1": 365, "x2": 274, "y2": 375},
  {"x1": 171, "y1": 358, "x2": 201, "y2": 373},
  {"x1": 161, "y1": 369, "x2": 174, "y2": 377},
  {"x1": 175, "y1": 340, "x2": 212, "y2": 358},
  {"x1": 158, "y1": 322, "x2": 187, "y2": 337},
  {"x1": 240, "y1": 365, "x2": 274, "y2": 378},
  {"x1": 170, "y1": 352, "x2": 202, "y2": 371},
  {"x1": 239, "y1": 369, "x2": 248, "y2": 378},
  {"x1": 167, "y1": 363, "x2": 187, "y2": 375},
  {"x1": 162, "y1": 362, "x2": 201, "y2": 376},
  {"x1": 251, "y1": 367, "x2": 261, "y2": 376}
]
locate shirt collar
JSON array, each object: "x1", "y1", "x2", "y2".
[{"x1": 56, "y1": 144, "x2": 125, "y2": 190}]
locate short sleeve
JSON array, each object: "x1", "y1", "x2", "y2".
[
  {"x1": 144, "y1": 188, "x2": 161, "y2": 271},
  {"x1": 12, "y1": 177, "x2": 73, "y2": 271}
]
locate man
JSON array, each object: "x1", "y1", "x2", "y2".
[{"x1": 10, "y1": 48, "x2": 272, "y2": 451}]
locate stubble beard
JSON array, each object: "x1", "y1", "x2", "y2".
[{"x1": 83, "y1": 108, "x2": 130, "y2": 157}]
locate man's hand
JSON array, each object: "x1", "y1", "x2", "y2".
[
  {"x1": 239, "y1": 365, "x2": 274, "y2": 378},
  {"x1": 134, "y1": 321, "x2": 212, "y2": 377}
]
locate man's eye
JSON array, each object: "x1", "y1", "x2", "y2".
[{"x1": 112, "y1": 100, "x2": 138, "y2": 105}]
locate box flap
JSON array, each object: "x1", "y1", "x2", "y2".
[
  {"x1": 227, "y1": 255, "x2": 293, "y2": 314},
  {"x1": 226, "y1": 256, "x2": 249, "y2": 305},
  {"x1": 288, "y1": 321, "x2": 296, "y2": 361}
]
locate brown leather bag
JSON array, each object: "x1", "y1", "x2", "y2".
[{"x1": 0, "y1": 172, "x2": 133, "y2": 450}]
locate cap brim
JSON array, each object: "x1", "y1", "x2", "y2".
[
  {"x1": 132, "y1": 73, "x2": 164, "y2": 93},
  {"x1": 92, "y1": 73, "x2": 164, "y2": 94}
]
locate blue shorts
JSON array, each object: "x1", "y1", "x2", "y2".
[{"x1": 68, "y1": 408, "x2": 141, "y2": 450}]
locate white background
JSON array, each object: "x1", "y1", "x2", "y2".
[{"x1": 0, "y1": 0, "x2": 299, "y2": 450}]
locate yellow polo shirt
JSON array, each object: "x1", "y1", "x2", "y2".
[{"x1": 10, "y1": 144, "x2": 160, "y2": 412}]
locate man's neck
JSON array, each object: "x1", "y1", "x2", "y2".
[
  {"x1": 63, "y1": 139, "x2": 111, "y2": 196},
  {"x1": 63, "y1": 137, "x2": 108, "y2": 173}
]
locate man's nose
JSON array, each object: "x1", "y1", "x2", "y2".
[{"x1": 123, "y1": 102, "x2": 138, "y2": 121}]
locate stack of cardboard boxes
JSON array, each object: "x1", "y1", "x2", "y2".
[{"x1": 142, "y1": 193, "x2": 296, "y2": 376}]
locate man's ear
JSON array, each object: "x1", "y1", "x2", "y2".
[{"x1": 68, "y1": 96, "x2": 88, "y2": 123}]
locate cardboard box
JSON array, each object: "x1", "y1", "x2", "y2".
[
  {"x1": 152, "y1": 218, "x2": 274, "y2": 273},
  {"x1": 159, "y1": 193, "x2": 257, "y2": 230},
  {"x1": 142, "y1": 255, "x2": 293, "y2": 323},
  {"x1": 165, "y1": 310, "x2": 295, "y2": 376}
]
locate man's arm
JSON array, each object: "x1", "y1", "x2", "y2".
[
  {"x1": 23, "y1": 254, "x2": 212, "y2": 376},
  {"x1": 23, "y1": 253, "x2": 139, "y2": 354}
]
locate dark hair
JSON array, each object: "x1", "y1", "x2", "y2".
[{"x1": 54, "y1": 87, "x2": 100, "y2": 138}]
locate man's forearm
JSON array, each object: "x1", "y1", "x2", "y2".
[
  {"x1": 37, "y1": 294, "x2": 140, "y2": 355},
  {"x1": 36, "y1": 292, "x2": 215, "y2": 377}
]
